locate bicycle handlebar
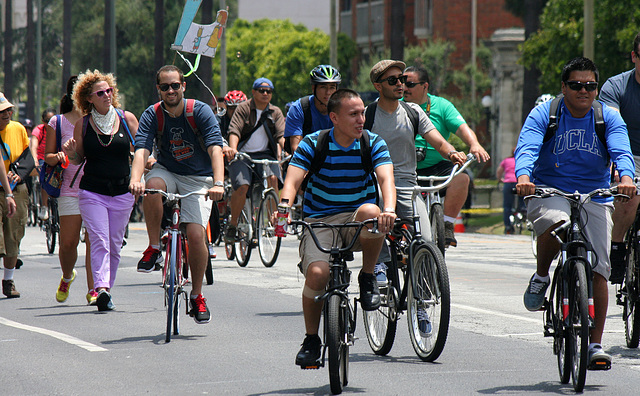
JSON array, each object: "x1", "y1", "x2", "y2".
[
  {"x1": 230, "y1": 152, "x2": 292, "y2": 166},
  {"x1": 416, "y1": 153, "x2": 476, "y2": 187},
  {"x1": 143, "y1": 188, "x2": 207, "y2": 202},
  {"x1": 289, "y1": 218, "x2": 379, "y2": 255},
  {"x1": 523, "y1": 186, "x2": 629, "y2": 203}
]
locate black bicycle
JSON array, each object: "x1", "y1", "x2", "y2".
[
  {"x1": 42, "y1": 196, "x2": 59, "y2": 254},
  {"x1": 616, "y1": 207, "x2": 640, "y2": 348},
  {"x1": 530, "y1": 187, "x2": 623, "y2": 392},
  {"x1": 290, "y1": 218, "x2": 378, "y2": 395}
]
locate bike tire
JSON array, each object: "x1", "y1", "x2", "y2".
[
  {"x1": 553, "y1": 267, "x2": 571, "y2": 384},
  {"x1": 225, "y1": 241, "x2": 236, "y2": 260},
  {"x1": 45, "y1": 217, "x2": 56, "y2": 254},
  {"x1": 327, "y1": 294, "x2": 348, "y2": 395},
  {"x1": 257, "y1": 190, "x2": 281, "y2": 267},
  {"x1": 205, "y1": 256, "x2": 214, "y2": 285},
  {"x1": 48, "y1": 200, "x2": 59, "y2": 254},
  {"x1": 165, "y1": 236, "x2": 177, "y2": 343},
  {"x1": 407, "y1": 242, "x2": 450, "y2": 362},
  {"x1": 430, "y1": 203, "x2": 446, "y2": 256},
  {"x1": 569, "y1": 264, "x2": 589, "y2": 392},
  {"x1": 624, "y1": 232, "x2": 640, "y2": 348},
  {"x1": 236, "y1": 200, "x2": 252, "y2": 267},
  {"x1": 363, "y1": 255, "x2": 399, "y2": 355}
]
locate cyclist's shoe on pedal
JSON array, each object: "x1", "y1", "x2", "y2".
[
  {"x1": 86, "y1": 289, "x2": 98, "y2": 306},
  {"x1": 417, "y1": 307, "x2": 432, "y2": 338},
  {"x1": 374, "y1": 262, "x2": 388, "y2": 286},
  {"x1": 224, "y1": 225, "x2": 237, "y2": 244},
  {"x1": 609, "y1": 242, "x2": 626, "y2": 285},
  {"x1": 358, "y1": 271, "x2": 381, "y2": 311},
  {"x1": 55, "y1": 269, "x2": 76, "y2": 303},
  {"x1": 189, "y1": 294, "x2": 211, "y2": 324},
  {"x1": 444, "y1": 221, "x2": 457, "y2": 248},
  {"x1": 208, "y1": 244, "x2": 217, "y2": 258},
  {"x1": 2, "y1": 279, "x2": 20, "y2": 298},
  {"x1": 523, "y1": 274, "x2": 549, "y2": 311},
  {"x1": 38, "y1": 206, "x2": 49, "y2": 221},
  {"x1": 295, "y1": 334, "x2": 322, "y2": 369},
  {"x1": 138, "y1": 246, "x2": 163, "y2": 273},
  {"x1": 96, "y1": 290, "x2": 115, "y2": 311},
  {"x1": 588, "y1": 344, "x2": 612, "y2": 370},
  {"x1": 15, "y1": 258, "x2": 23, "y2": 269}
]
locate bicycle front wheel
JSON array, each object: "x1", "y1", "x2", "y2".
[
  {"x1": 430, "y1": 203, "x2": 445, "y2": 256},
  {"x1": 624, "y1": 233, "x2": 640, "y2": 348},
  {"x1": 257, "y1": 190, "x2": 281, "y2": 267},
  {"x1": 45, "y1": 218, "x2": 56, "y2": 254},
  {"x1": 407, "y1": 242, "x2": 450, "y2": 362},
  {"x1": 165, "y1": 236, "x2": 178, "y2": 343},
  {"x1": 363, "y1": 257, "x2": 400, "y2": 355},
  {"x1": 553, "y1": 266, "x2": 571, "y2": 384},
  {"x1": 327, "y1": 294, "x2": 348, "y2": 395},
  {"x1": 236, "y1": 200, "x2": 253, "y2": 267},
  {"x1": 569, "y1": 264, "x2": 589, "y2": 392}
]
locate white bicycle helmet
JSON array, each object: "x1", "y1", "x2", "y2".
[{"x1": 535, "y1": 93, "x2": 555, "y2": 107}]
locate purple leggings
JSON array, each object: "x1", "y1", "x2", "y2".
[{"x1": 79, "y1": 189, "x2": 134, "y2": 289}]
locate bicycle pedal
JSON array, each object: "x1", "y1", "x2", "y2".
[
  {"x1": 299, "y1": 364, "x2": 321, "y2": 370},
  {"x1": 588, "y1": 359, "x2": 611, "y2": 371}
]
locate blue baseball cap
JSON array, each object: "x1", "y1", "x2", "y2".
[{"x1": 252, "y1": 77, "x2": 274, "y2": 90}]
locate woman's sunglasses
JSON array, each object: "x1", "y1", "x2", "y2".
[{"x1": 91, "y1": 87, "x2": 114, "y2": 97}]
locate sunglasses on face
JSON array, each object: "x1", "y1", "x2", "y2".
[
  {"x1": 0, "y1": 108, "x2": 13, "y2": 115},
  {"x1": 159, "y1": 82, "x2": 182, "y2": 92},
  {"x1": 379, "y1": 74, "x2": 408, "y2": 85},
  {"x1": 566, "y1": 81, "x2": 598, "y2": 92},
  {"x1": 91, "y1": 87, "x2": 114, "y2": 97},
  {"x1": 404, "y1": 81, "x2": 425, "y2": 88},
  {"x1": 257, "y1": 88, "x2": 272, "y2": 95}
]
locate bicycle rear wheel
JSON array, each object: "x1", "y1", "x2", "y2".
[
  {"x1": 165, "y1": 235, "x2": 178, "y2": 343},
  {"x1": 430, "y1": 203, "x2": 445, "y2": 256},
  {"x1": 624, "y1": 231, "x2": 640, "y2": 348},
  {"x1": 236, "y1": 200, "x2": 253, "y2": 267},
  {"x1": 363, "y1": 255, "x2": 399, "y2": 355},
  {"x1": 257, "y1": 190, "x2": 281, "y2": 267},
  {"x1": 569, "y1": 264, "x2": 589, "y2": 392},
  {"x1": 327, "y1": 294, "x2": 348, "y2": 395},
  {"x1": 553, "y1": 266, "x2": 571, "y2": 384},
  {"x1": 407, "y1": 242, "x2": 450, "y2": 362},
  {"x1": 48, "y1": 200, "x2": 59, "y2": 254}
]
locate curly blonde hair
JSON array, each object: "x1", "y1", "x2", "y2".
[{"x1": 72, "y1": 69, "x2": 120, "y2": 115}]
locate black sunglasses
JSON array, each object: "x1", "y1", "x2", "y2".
[
  {"x1": 566, "y1": 81, "x2": 598, "y2": 92},
  {"x1": 257, "y1": 88, "x2": 272, "y2": 95},
  {"x1": 404, "y1": 81, "x2": 425, "y2": 88},
  {"x1": 378, "y1": 75, "x2": 408, "y2": 85},
  {"x1": 159, "y1": 82, "x2": 182, "y2": 92}
]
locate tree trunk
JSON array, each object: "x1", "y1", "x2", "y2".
[
  {"x1": 521, "y1": 0, "x2": 544, "y2": 123},
  {"x1": 4, "y1": 0, "x2": 14, "y2": 101},
  {"x1": 153, "y1": 0, "x2": 164, "y2": 103},
  {"x1": 62, "y1": 0, "x2": 72, "y2": 94},
  {"x1": 27, "y1": 0, "x2": 36, "y2": 122},
  {"x1": 389, "y1": 0, "x2": 404, "y2": 60},
  {"x1": 199, "y1": 0, "x2": 213, "y2": 105}
]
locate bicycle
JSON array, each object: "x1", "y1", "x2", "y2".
[
  {"x1": 529, "y1": 187, "x2": 623, "y2": 392},
  {"x1": 363, "y1": 170, "x2": 453, "y2": 362},
  {"x1": 144, "y1": 188, "x2": 209, "y2": 343},
  {"x1": 229, "y1": 152, "x2": 289, "y2": 267},
  {"x1": 27, "y1": 175, "x2": 41, "y2": 227},
  {"x1": 417, "y1": 154, "x2": 476, "y2": 256},
  {"x1": 42, "y1": 196, "x2": 59, "y2": 254},
  {"x1": 289, "y1": 218, "x2": 378, "y2": 395},
  {"x1": 616, "y1": 206, "x2": 640, "y2": 348}
]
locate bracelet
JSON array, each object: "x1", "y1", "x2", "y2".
[
  {"x1": 383, "y1": 207, "x2": 395, "y2": 213},
  {"x1": 5, "y1": 194, "x2": 14, "y2": 198},
  {"x1": 447, "y1": 150, "x2": 457, "y2": 159},
  {"x1": 214, "y1": 181, "x2": 224, "y2": 187}
]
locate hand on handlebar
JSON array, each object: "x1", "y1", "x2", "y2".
[
  {"x1": 449, "y1": 151, "x2": 467, "y2": 167},
  {"x1": 615, "y1": 176, "x2": 637, "y2": 203},
  {"x1": 377, "y1": 211, "x2": 396, "y2": 234},
  {"x1": 224, "y1": 147, "x2": 238, "y2": 162}
]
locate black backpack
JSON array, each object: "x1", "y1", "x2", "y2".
[
  {"x1": 363, "y1": 100, "x2": 420, "y2": 137},
  {"x1": 285, "y1": 95, "x2": 314, "y2": 154}
]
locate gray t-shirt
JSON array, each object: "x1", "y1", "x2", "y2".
[
  {"x1": 368, "y1": 101, "x2": 435, "y2": 181},
  {"x1": 600, "y1": 69, "x2": 640, "y2": 155}
]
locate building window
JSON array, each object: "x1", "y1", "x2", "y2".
[
  {"x1": 414, "y1": 0, "x2": 433, "y2": 39},
  {"x1": 341, "y1": 0, "x2": 352, "y2": 12}
]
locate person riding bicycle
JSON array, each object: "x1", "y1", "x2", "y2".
[
  {"x1": 515, "y1": 57, "x2": 636, "y2": 369},
  {"x1": 284, "y1": 64, "x2": 341, "y2": 154},
  {"x1": 224, "y1": 77, "x2": 285, "y2": 244},
  {"x1": 219, "y1": 90, "x2": 247, "y2": 141},
  {"x1": 279, "y1": 89, "x2": 397, "y2": 368},
  {"x1": 130, "y1": 65, "x2": 225, "y2": 324}
]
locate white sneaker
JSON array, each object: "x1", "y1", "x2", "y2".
[
  {"x1": 208, "y1": 244, "x2": 217, "y2": 258},
  {"x1": 38, "y1": 207, "x2": 49, "y2": 221}
]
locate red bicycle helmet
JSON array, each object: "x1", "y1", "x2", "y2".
[{"x1": 224, "y1": 90, "x2": 247, "y2": 106}]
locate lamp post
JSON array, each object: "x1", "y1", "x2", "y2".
[{"x1": 481, "y1": 95, "x2": 495, "y2": 175}]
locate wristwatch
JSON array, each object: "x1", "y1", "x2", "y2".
[{"x1": 214, "y1": 181, "x2": 224, "y2": 187}]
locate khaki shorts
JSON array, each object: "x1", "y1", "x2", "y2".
[
  {"x1": 0, "y1": 184, "x2": 28, "y2": 257},
  {"x1": 146, "y1": 164, "x2": 213, "y2": 228},
  {"x1": 299, "y1": 209, "x2": 385, "y2": 276},
  {"x1": 526, "y1": 195, "x2": 613, "y2": 279}
]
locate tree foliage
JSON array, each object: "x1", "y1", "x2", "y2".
[{"x1": 521, "y1": 0, "x2": 640, "y2": 94}]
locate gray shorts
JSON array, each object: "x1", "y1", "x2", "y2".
[
  {"x1": 58, "y1": 195, "x2": 80, "y2": 217},
  {"x1": 227, "y1": 153, "x2": 282, "y2": 190},
  {"x1": 526, "y1": 195, "x2": 613, "y2": 279},
  {"x1": 146, "y1": 164, "x2": 213, "y2": 228},
  {"x1": 299, "y1": 210, "x2": 385, "y2": 276}
]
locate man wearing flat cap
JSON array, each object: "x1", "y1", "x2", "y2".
[{"x1": 225, "y1": 77, "x2": 285, "y2": 242}]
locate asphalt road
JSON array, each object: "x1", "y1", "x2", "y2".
[{"x1": 1, "y1": 223, "x2": 639, "y2": 395}]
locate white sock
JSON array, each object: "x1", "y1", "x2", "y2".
[
  {"x1": 444, "y1": 215, "x2": 456, "y2": 223},
  {"x1": 533, "y1": 273, "x2": 550, "y2": 283},
  {"x1": 3, "y1": 268, "x2": 15, "y2": 280},
  {"x1": 151, "y1": 244, "x2": 160, "y2": 250},
  {"x1": 588, "y1": 343, "x2": 601, "y2": 350}
]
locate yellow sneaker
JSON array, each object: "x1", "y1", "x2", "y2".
[
  {"x1": 86, "y1": 289, "x2": 98, "y2": 305},
  {"x1": 56, "y1": 269, "x2": 76, "y2": 303}
]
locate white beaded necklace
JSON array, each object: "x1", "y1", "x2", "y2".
[{"x1": 91, "y1": 105, "x2": 116, "y2": 135}]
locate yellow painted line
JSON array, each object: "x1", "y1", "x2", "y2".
[{"x1": 0, "y1": 316, "x2": 108, "y2": 352}]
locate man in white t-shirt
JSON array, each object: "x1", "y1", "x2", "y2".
[{"x1": 225, "y1": 77, "x2": 285, "y2": 242}]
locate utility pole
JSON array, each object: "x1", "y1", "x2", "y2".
[
  {"x1": 583, "y1": 0, "x2": 594, "y2": 59},
  {"x1": 104, "y1": 0, "x2": 116, "y2": 74},
  {"x1": 36, "y1": 0, "x2": 42, "y2": 115},
  {"x1": 220, "y1": 0, "x2": 227, "y2": 96},
  {"x1": 62, "y1": 0, "x2": 71, "y2": 93},
  {"x1": 330, "y1": 0, "x2": 337, "y2": 67},
  {"x1": 27, "y1": 0, "x2": 35, "y2": 121},
  {"x1": 4, "y1": 0, "x2": 14, "y2": 101}
]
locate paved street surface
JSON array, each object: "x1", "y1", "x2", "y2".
[{"x1": 2, "y1": 223, "x2": 640, "y2": 395}]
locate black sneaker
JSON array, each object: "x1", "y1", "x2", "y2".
[
  {"x1": 96, "y1": 290, "x2": 115, "y2": 311},
  {"x1": 138, "y1": 246, "x2": 163, "y2": 273},
  {"x1": 295, "y1": 334, "x2": 322, "y2": 369},
  {"x1": 444, "y1": 221, "x2": 457, "y2": 248},
  {"x1": 189, "y1": 294, "x2": 211, "y2": 324},
  {"x1": 358, "y1": 271, "x2": 381, "y2": 311},
  {"x1": 224, "y1": 225, "x2": 237, "y2": 244},
  {"x1": 610, "y1": 242, "x2": 626, "y2": 285}
]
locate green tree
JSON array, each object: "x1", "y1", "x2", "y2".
[{"x1": 521, "y1": 0, "x2": 639, "y2": 94}]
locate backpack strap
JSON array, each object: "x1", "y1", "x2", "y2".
[
  {"x1": 82, "y1": 114, "x2": 90, "y2": 138},
  {"x1": 300, "y1": 95, "x2": 313, "y2": 136},
  {"x1": 153, "y1": 102, "x2": 164, "y2": 152},
  {"x1": 363, "y1": 102, "x2": 377, "y2": 132},
  {"x1": 115, "y1": 109, "x2": 135, "y2": 145},
  {"x1": 398, "y1": 101, "x2": 420, "y2": 138},
  {"x1": 544, "y1": 94, "x2": 607, "y2": 149},
  {"x1": 54, "y1": 115, "x2": 62, "y2": 152}
]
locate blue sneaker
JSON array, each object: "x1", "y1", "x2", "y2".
[
  {"x1": 523, "y1": 274, "x2": 549, "y2": 311},
  {"x1": 374, "y1": 262, "x2": 388, "y2": 286},
  {"x1": 417, "y1": 307, "x2": 432, "y2": 337}
]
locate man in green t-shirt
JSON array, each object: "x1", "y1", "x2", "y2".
[{"x1": 403, "y1": 66, "x2": 490, "y2": 248}]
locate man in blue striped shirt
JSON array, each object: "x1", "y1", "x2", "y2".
[{"x1": 280, "y1": 89, "x2": 397, "y2": 369}]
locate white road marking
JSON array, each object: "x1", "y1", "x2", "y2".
[
  {"x1": 0, "y1": 316, "x2": 107, "y2": 352},
  {"x1": 452, "y1": 303, "x2": 540, "y2": 324}
]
